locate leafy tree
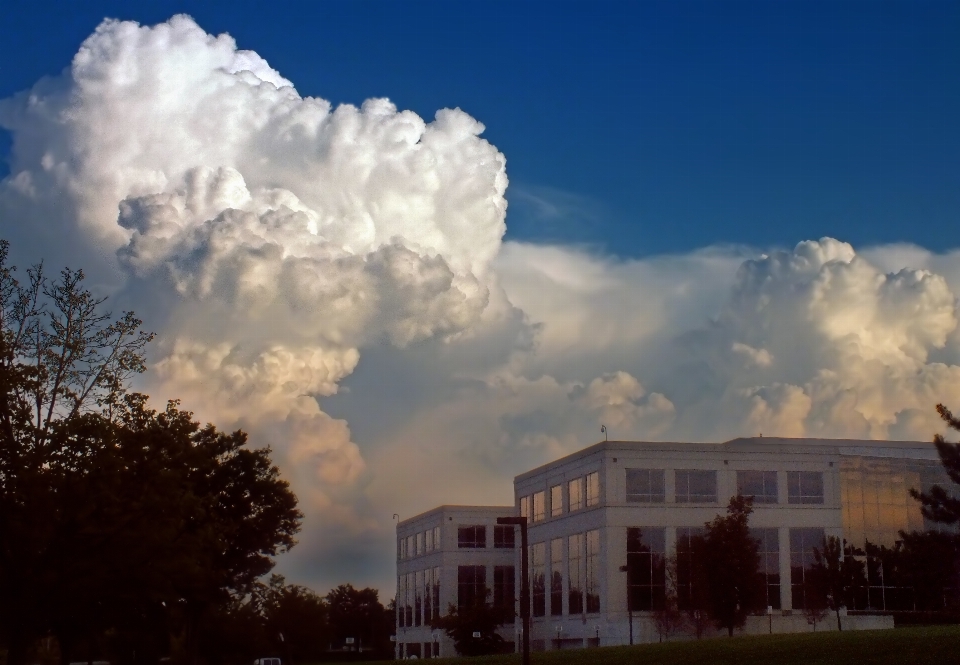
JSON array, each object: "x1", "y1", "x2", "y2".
[
  {"x1": 652, "y1": 554, "x2": 685, "y2": 642},
  {"x1": 0, "y1": 241, "x2": 302, "y2": 664},
  {"x1": 898, "y1": 530, "x2": 960, "y2": 611},
  {"x1": 810, "y1": 536, "x2": 867, "y2": 630},
  {"x1": 432, "y1": 587, "x2": 514, "y2": 657},
  {"x1": 698, "y1": 495, "x2": 761, "y2": 637},
  {"x1": 325, "y1": 584, "x2": 393, "y2": 655},
  {"x1": 676, "y1": 539, "x2": 711, "y2": 639},
  {"x1": 912, "y1": 403, "x2": 960, "y2": 525},
  {"x1": 255, "y1": 575, "x2": 331, "y2": 662}
]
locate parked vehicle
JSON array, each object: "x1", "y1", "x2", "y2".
[{"x1": 254, "y1": 658, "x2": 281, "y2": 665}]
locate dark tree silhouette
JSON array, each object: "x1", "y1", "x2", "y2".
[
  {"x1": 912, "y1": 404, "x2": 960, "y2": 525},
  {"x1": 0, "y1": 241, "x2": 302, "y2": 664},
  {"x1": 810, "y1": 536, "x2": 867, "y2": 630},
  {"x1": 325, "y1": 584, "x2": 393, "y2": 656},
  {"x1": 432, "y1": 587, "x2": 514, "y2": 657},
  {"x1": 698, "y1": 495, "x2": 761, "y2": 637}
]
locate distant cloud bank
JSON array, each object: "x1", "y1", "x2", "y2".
[{"x1": 3, "y1": 15, "x2": 959, "y2": 595}]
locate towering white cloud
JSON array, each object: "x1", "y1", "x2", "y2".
[{"x1": 0, "y1": 14, "x2": 508, "y2": 564}]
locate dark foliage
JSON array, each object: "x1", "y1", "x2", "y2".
[
  {"x1": 696, "y1": 495, "x2": 762, "y2": 637},
  {"x1": 325, "y1": 584, "x2": 395, "y2": 656},
  {"x1": 0, "y1": 241, "x2": 302, "y2": 665},
  {"x1": 810, "y1": 536, "x2": 867, "y2": 630},
  {"x1": 911, "y1": 404, "x2": 960, "y2": 525},
  {"x1": 432, "y1": 587, "x2": 514, "y2": 657}
]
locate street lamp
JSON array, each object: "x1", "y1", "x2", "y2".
[
  {"x1": 497, "y1": 516, "x2": 529, "y2": 665},
  {"x1": 618, "y1": 565, "x2": 633, "y2": 646}
]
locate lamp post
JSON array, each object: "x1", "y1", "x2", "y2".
[
  {"x1": 618, "y1": 565, "x2": 633, "y2": 646},
  {"x1": 497, "y1": 516, "x2": 529, "y2": 665}
]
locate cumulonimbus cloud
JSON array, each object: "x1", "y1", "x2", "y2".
[
  {"x1": 0, "y1": 14, "x2": 508, "y2": 541},
  {"x1": 4, "y1": 15, "x2": 960, "y2": 595}
]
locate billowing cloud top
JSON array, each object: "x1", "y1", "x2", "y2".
[{"x1": 3, "y1": 14, "x2": 960, "y2": 596}]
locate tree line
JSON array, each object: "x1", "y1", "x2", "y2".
[{"x1": 0, "y1": 241, "x2": 326, "y2": 665}]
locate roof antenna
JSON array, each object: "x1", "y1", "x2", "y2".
[{"x1": 601, "y1": 424, "x2": 608, "y2": 441}]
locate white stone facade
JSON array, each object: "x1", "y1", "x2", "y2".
[
  {"x1": 396, "y1": 437, "x2": 952, "y2": 655},
  {"x1": 395, "y1": 505, "x2": 517, "y2": 659}
]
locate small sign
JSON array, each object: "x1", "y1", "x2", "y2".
[
  {"x1": 345, "y1": 638, "x2": 355, "y2": 644},
  {"x1": 472, "y1": 631, "x2": 481, "y2": 638}
]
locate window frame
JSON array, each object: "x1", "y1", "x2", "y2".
[
  {"x1": 533, "y1": 490, "x2": 546, "y2": 522},
  {"x1": 457, "y1": 524, "x2": 487, "y2": 549},
  {"x1": 494, "y1": 524, "x2": 516, "y2": 549},
  {"x1": 551, "y1": 484, "x2": 563, "y2": 517},
  {"x1": 625, "y1": 468, "x2": 666, "y2": 503},
  {"x1": 737, "y1": 470, "x2": 779, "y2": 504},
  {"x1": 568, "y1": 477, "x2": 584, "y2": 512},
  {"x1": 675, "y1": 469, "x2": 718, "y2": 503},
  {"x1": 788, "y1": 471, "x2": 825, "y2": 504},
  {"x1": 586, "y1": 472, "x2": 600, "y2": 507}
]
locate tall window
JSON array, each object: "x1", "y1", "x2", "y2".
[
  {"x1": 494, "y1": 565, "x2": 515, "y2": 611},
  {"x1": 569, "y1": 477, "x2": 584, "y2": 511},
  {"x1": 626, "y1": 527, "x2": 666, "y2": 611},
  {"x1": 738, "y1": 471, "x2": 778, "y2": 504},
  {"x1": 458, "y1": 565, "x2": 486, "y2": 609},
  {"x1": 425, "y1": 528, "x2": 434, "y2": 552},
  {"x1": 626, "y1": 469, "x2": 665, "y2": 503},
  {"x1": 586, "y1": 529, "x2": 601, "y2": 612},
  {"x1": 494, "y1": 524, "x2": 516, "y2": 548},
  {"x1": 675, "y1": 470, "x2": 717, "y2": 503},
  {"x1": 788, "y1": 471, "x2": 824, "y2": 504},
  {"x1": 406, "y1": 572, "x2": 414, "y2": 626},
  {"x1": 751, "y1": 528, "x2": 781, "y2": 610},
  {"x1": 550, "y1": 538, "x2": 563, "y2": 615},
  {"x1": 433, "y1": 526, "x2": 441, "y2": 550},
  {"x1": 458, "y1": 525, "x2": 486, "y2": 548},
  {"x1": 790, "y1": 528, "x2": 825, "y2": 609},
  {"x1": 551, "y1": 484, "x2": 563, "y2": 517},
  {"x1": 415, "y1": 570, "x2": 423, "y2": 626},
  {"x1": 424, "y1": 568, "x2": 432, "y2": 621},
  {"x1": 398, "y1": 574, "x2": 406, "y2": 627},
  {"x1": 531, "y1": 542, "x2": 546, "y2": 617},
  {"x1": 399, "y1": 537, "x2": 406, "y2": 560},
  {"x1": 675, "y1": 527, "x2": 705, "y2": 610},
  {"x1": 432, "y1": 566, "x2": 441, "y2": 620},
  {"x1": 568, "y1": 533, "x2": 583, "y2": 614},
  {"x1": 586, "y1": 472, "x2": 600, "y2": 507},
  {"x1": 416, "y1": 532, "x2": 424, "y2": 556},
  {"x1": 533, "y1": 491, "x2": 546, "y2": 522},
  {"x1": 407, "y1": 535, "x2": 415, "y2": 558},
  {"x1": 519, "y1": 495, "x2": 530, "y2": 520}
]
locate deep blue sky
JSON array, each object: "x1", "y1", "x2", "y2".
[{"x1": 2, "y1": 0, "x2": 958, "y2": 257}]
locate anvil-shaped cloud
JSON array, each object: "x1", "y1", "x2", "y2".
[{"x1": 3, "y1": 15, "x2": 960, "y2": 595}]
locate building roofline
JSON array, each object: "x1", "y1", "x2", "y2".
[
  {"x1": 514, "y1": 436, "x2": 938, "y2": 482},
  {"x1": 397, "y1": 504, "x2": 516, "y2": 527}
]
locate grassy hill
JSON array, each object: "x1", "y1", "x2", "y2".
[{"x1": 385, "y1": 625, "x2": 960, "y2": 665}]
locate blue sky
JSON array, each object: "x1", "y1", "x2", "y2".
[
  {"x1": 3, "y1": 0, "x2": 958, "y2": 257},
  {"x1": 3, "y1": 1, "x2": 960, "y2": 594}
]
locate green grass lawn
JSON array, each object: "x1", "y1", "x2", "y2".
[{"x1": 367, "y1": 625, "x2": 960, "y2": 665}]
